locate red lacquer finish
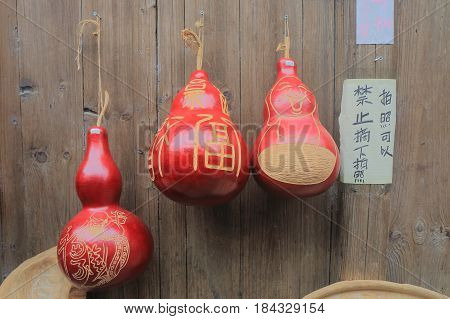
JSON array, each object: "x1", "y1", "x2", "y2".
[
  {"x1": 253, "y1": 58, "x2": 340, "y2": 197},
  {"x1": 57, "y1": 126, "x2": 153, "y2": 289},
  {"x1": 148, "y1": 70, "x2": 249, "y2": 206}
]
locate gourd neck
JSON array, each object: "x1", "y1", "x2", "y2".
[
  {"x1": 189, "y1": 69, "x2": 209, "y2": 81},
  {"x1": 76, "y1": 126, "x2": 122, "y2": 207},
  {"x1": 85, "y1": 126, "x2": 112, "y2": 155},
  {"x1": 277, "y1": 58, "x2": 298, "y2": 77},
  {"x1": 171, "y1": 69, "x2": 230, "y2": 115}
]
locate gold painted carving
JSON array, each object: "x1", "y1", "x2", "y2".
[
  {"x1": 219, "y1": 92, "x2": 230, "y2": 115},
  {"x1": 149, "y1": 115, "x2": 185, "y2": 179},
  {"x1": 210, "y1": 82, "x2": 230, "y2": 115},
  {"x1": 221, "y1": 117, "x2": 242, "y2": 177},
  {"x1": 269, "y1": 76, "x2": 317, "y2": 118},
  {"x1": 150, "y1": 113, "x2": 241, "y2": 178},
  {"x1": 204, "y1": 122, "x2": 235, "y2": 172},
  {"x1": 57, "y1": 210, "x2": 130, "y2": 289},
  {"x1": 183, "y1": 78, "x2": 206, "y2": 109},
  {"x1": 193, "y1": 114, "x2": 213, "y2": 170},
  {"x1": 258, "y1": 143, "x2": 336, "y2": 185}
]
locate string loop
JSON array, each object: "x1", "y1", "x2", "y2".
[
  {"x1": 76, "y1": 15, "x2": 109, "y2": 126},
  {"x1": 181, "y1": 11, "x2": 205, "y2": 70}
]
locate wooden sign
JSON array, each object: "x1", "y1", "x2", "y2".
[{"x1": 339, "y1": 79, "x2": 396, "y2": 184}]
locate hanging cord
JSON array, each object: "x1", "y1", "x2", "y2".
[
  {"x1": 276, "y1": 15, "x2": 290, "y2": 58},
  {"x1": 181, "y1": 10, "x2": 205, "y2": 70},
  {"x1": 76, "y1": 13, "x2": 110, "y2": 126}
]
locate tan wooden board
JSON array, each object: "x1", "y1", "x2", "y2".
[{"x1": 0, "y1": 247, "x2": 85, "y2": 299}]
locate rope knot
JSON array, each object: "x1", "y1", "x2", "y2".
[{"x1": 181, "y1": 12, "x2": 205, "y2": 70}]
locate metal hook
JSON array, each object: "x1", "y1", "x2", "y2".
[
  {"x1": 284, "y1": 15, "x2": 289, "y2": 37},
  {"x1": 374, "y1": 55, "x2": 383, "y2": 62},
  {"x1": 91, "y1": 11, "x2": 102, "y2": 20}
]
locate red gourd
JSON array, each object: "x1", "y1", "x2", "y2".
[
  {"x1": 57, "y1": 17, "x2": 153, "y2": 289},
  {"x1": 57, "y1": 126, "x2": 153, "y2": 289},
  {"x1": 148, "y1": 15, "x2": 249, "y2": 206},
  {"x1": 252, "y1": 17, "x2": 340, "y2": 197}
]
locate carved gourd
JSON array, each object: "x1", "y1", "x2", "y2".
[
  {"x1": 57, "y1": 127, "x2": 153, "y2": 289},
  {"x1": 148, "y1": 15, "x2": 249, "y2": 206},
  {"x1": 57, "y1": 17, "x2": 153, "y2": 290},
  {"x1": 253, "y1": 18, "x2": 340, "y2": 197}
]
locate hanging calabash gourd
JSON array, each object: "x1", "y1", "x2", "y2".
[
  {"x1": 253, "y1": 16, "x2": 340, "y2": 197},
  {"x1": 148, "y1": 13, "x2": 249, "y2": 206},
  {"x1": 57, "y1": 16, "x2": 153, "y2": 289}
]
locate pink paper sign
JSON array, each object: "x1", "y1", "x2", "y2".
[{"x1": 357, "y1": 0, "x2": 394, "y2": 44}]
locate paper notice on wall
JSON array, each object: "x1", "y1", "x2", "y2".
[
  {"x1": 339, "y1": 79, "x2": 396, "y2": 184},
  {"x1": 356, "y1": 0, "x2": 394, "y2": 44}
]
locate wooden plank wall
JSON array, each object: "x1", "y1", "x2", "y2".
[{"x1": 0, "y1": 0, "x2": 448, "y2": 298}]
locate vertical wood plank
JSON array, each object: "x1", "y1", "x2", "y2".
[
  {"x1": 184, "y1": 0, "x2": 241, "y2": 299},
  {"x1": 16, "y1": 0, "x2": 83, "y2": 262},
  {"x1": 364, "y1": 0, "x2": 398, "y2": 279},
  {"x1": 81, "y1": 0, "x2": 159, "y2": 298},
  {"x1": 157, "y1": 0, "x2": 188, "y2": 298},
  {"x1": 293, "y1": 0, "x2": 335, "y2": 297},
  {"x1": 240, "y1": 0, "x2": 307, "y2": 298},
  {"x1": 0, "y1": 0, "x2": 26, "y2": 283},
  {"x1": 331, "y1": 0, "x2": 376, "y2": 282},
  {"x1": 134, "y1": 0, "x2": 160, "y2": 299},
  {"x1": 385, "y1": 0, "x2": 449, "y2": 294}
]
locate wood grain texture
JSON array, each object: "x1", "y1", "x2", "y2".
[
  {"x1": 291, "y1": 0, "x2": 336, "y2": 297},
  {"x1": 240, "y1": 0, "x2": 314, "y2": 298},
  {"x1": 184, "y1": 0, "x2": 241, "y2": 299},
  {"x1": 331, "y1": 0, "x2": 377, "y2": 282},
  {"x1": 157, "y1": 0, "x2": 188, "y2": 299},
  {"x1": 16, "y1": 0, "x2": 83, "y2": 266},
  {"x1": 331, "y1": 0, "x2": 449, "y2": 296},
  {"x1": 0, "y1": 0, "x2": 26, "y2": 283},
  {"x1": 384, "y1": 0, "x2": 449, "y2": 293},
  {"x1": 0, "y1": 0, "x2": 448, "y2": 298}
]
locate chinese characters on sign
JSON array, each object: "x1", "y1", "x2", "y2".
[
  {"x1": 339, "y1": 79, "x2": 396, "y2": 184},
  {"x1": 356, "y1": 0, "x2": 394, "y2": 45}
]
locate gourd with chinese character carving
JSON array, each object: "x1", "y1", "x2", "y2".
[
  {"x1": 57, "y1": 18, "x2": 153, "y2": 290},
  {"x1": 57, "y1": 127, "x2": 153, "y2": 289},
  {"x1": 252, "y1": 19, "x2": 340, "y2": 197},
  {"x1": 148, "y1": 16, "x2": 249, "y2": 206}
]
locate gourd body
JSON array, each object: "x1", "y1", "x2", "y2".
[
  {"x1": 253, "y1": 58, "x2": 340, "y2": 197},
  {"x1": 57, "y1": 126, "x2": 153, "y2": 289},
  {"x1": 148, "y1": 70, "x2": 249, "y2": 206}
]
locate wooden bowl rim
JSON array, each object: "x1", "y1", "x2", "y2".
[{"x1": 303, "y1": 280, "x2": 447, "y2": 299}]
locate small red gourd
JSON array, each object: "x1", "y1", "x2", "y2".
[
  {"x1": 148, "y1": 15, "x2": 249, "y2": 206},
  {"x1": 253, "y1": 18, "x2": 340, "y2": 197},
  {"x1": 57, "y1": 17, "x2": 153, "y2": 289}
]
